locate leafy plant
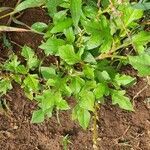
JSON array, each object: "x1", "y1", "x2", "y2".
[{"x1": 0, "y1": 0, "x2": 150, "y2": 130}]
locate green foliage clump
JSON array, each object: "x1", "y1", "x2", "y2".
[{"x1": 0, "y1": 0, "x2": 150, "y2": 129}]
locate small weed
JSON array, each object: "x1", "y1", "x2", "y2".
[{"x1": 62, "y1": 134, "x2": 72, "y2": 150}]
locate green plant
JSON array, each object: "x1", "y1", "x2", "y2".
[
  {"x1": 0, "y1": 0, "x2": 150, "y2": 131},
  {"x1": 62, "y1": 134, "x2": 72, "y2": 150}
]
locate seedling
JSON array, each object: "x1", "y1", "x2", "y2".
[
  {"x1": 62, "y1": 134, "x2": 72, "y2": 150},
  {"x1": 0, "y1": 0, "x2": 150, "y2": 131}
]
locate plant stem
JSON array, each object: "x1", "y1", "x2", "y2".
[
  {"x1": 0, "y1": 12, "x2": 14, "y2": 20},
  {"x1": 96, "y1": 54, "x2": 127, "y2": 60},
  {"x1": 92, "y1": 103, "x2": 99, "y2": 150},
  {"x1": 109, "y1": 0, "x2": 137, "y2": 51}
]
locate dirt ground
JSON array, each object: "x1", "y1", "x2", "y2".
[{"x1": 0, "y1": 1, "x2": 150, "y2": 150}]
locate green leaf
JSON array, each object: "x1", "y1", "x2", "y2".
[
  {"x1": 53, "y1": 92, "x2": 70, "y2": 110},
  {"x1": 83, "y1": 5, "x2": 98, "y2": 19},
  {"x1": 83, "y1": 16, "x2": 112, "y2": 52},
  {"x1": 46, "y1": 78, "x2": 56, "y2": 87},
  {"x1": 41, "y1": 67, "x2": 56, "y2": 80},
  {"x1": 21, "y1": 46, "x2": 34, "y2": 59},
  {"x1": 45, "y1": 107, "x2": 53, "y2": 118},
  {"x1": 36, "y1": 90, "x2": 54, "y2": 111},
  {"x1": 81, "y1": 18, "x2": 101, "y2": 34},
  {"x1": 132, "y1": 31, "x2": 150, "y2": 53},
  {"x1": 21, "y1": 46, "x2": 39, "y2": 69},
  {"x1": 70, "y1": 0, "x2": 82, "y2": 28},
  {"x1": 72, "y1": 106, "x2": 91, "y2": 129},
  {"x1": 0, "y1": 79, "x2": 12, "y2": 96},
  {"x1": 56, "y1": 99, "x2": 70, "y2": 110},
  {"x1": 64, "y1": 27, "x2": 75, "y2": 43},
  {"x1": 70, "y1": 77, "x2": 85, "y2": 94},
  {"x1": 53, "y1": 10, "x2": 67, "y2": 24},
  {"x1": 46, "y1": 0, "x2": 63, "y2": 17},
  {"x1": 24, "y1": 88, "x2": 34, "y2": 100},
  {"x1": 86, "y1": 34, "x2": 103, "y2": 50},
  {"x1": 111, "y1": 90, "x2": 133, "y2": 111},
  {"x1": 83, "y1": 52, "x2": 96, "y2": 64},
  {"x1": 78, "y1": 109, "x2": 91, "y2": 130},
  {"x1": 23, "y1": 74, "x2": 39, "y2": 91},
  {"x1": 31, "y1": 109, "x2": 45, "y2": 123},
  {"x1": 31, "y1": 22, "x2": 48, "y2": 32},
  {"x1": 12, "y1": 75, "x2": 22, "y2": 84},
  {"x1": 16, "y1": 65, "x2": 28, "y2": 74},
  {"x1": 14, "y1": 0, "x2": 46, "y2": 13},
  {"x1": 114, "y1": 74, "x2": 136, "y2": 86},
  {"x1": 120, "y1": 5, "x2": 143, "y2": 27},
  {"x1": 94, "y1": 83, "x2": 109, "y2": 99},
  {"x1": 50, "y1": 18, "x2": 72, "y2": 33},
  {"x1": 82, "y1": 80, "x2": 97, "y2": 91},
  {"x1": 129, "y1": 53, "x2": 150, "y2": 76},
  {"x1": 96, "y1": 71, "x2": 111, "y2": 82},
  {"x1": 39, "y1": 38, "x2": 65, "y2": 55},
  {"x1": 132, "y1": 3, "x2": 150, "y2": 10},
  {"x1": 83, "y1": 65, "x2": 95, "y2": 79},
  {"x1": 79, "y1": 91, "x2": 95, "y2": 111},
  {"x1": 4, "y1": 55, "x2": 20, "y2": 72},
  {"x1": 59, "y1": 44, "x2": 81, "y2": 65},
  {"x1": 99, "y1": 36, "x2": 112, "y2": 53}
]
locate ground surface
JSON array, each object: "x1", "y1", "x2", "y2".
[{"x1": 0, "y1": 1, "x2": 150, "y2": 150}]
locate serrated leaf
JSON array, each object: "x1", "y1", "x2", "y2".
[
  {"x1": 83, "y1": 52, "x2": 96, "y2": 64},
  {"x1": 36, "y1": 90, "x2": 54, "y2": 111},
  {"x1": 70, "y1": 0, "x2": 82, "y2": 28},
  {"x1": 31, "y1": 22, "x2": 48, "y2": 32},
  {"x1": 86, "y1": 34, "x2": 103, "y2": 50},
  {"x1": 23, "y1": 74, "x2": 39, "y2": 91},
  {"x1": 132, "y1": 31, "x2": 150, "y2": 53},
  {"x1": 82, "y1": 80, "x2": 97, "y2": 91},
  {"x1": 0, "y1": 79, "x2": 12, "y2": 96},
  {"x1": 72, "y1": 106, "x2": 91, "y2": 129},
  {"x1": 41, "y1": 67, "x2": 56, "y2": 80},
  {"x1": 112, "y1": 90, "x2": 133, "y2": 111},
  {"x1": 83, "y1": 65, "x2": 95, "y2": 79},
  {"x1": 59, "y1": 44, "x2": 81, "y2": 65},
  {"x1": 70, "y1": 77, "x2": 85, "y2": 94},
  {"x1": 31, "y1": 109, "x2": 45, "y2": 123},
  {"x1": 12, "y1": 75, "x2": 22, "y2": 84},
  {"x1": 99, "y1": 36, "x2": 112, "y2": 53},
  {"x1": 64, "y1": 27, "x2": 75, "y2": 43},
  {"x1": 129, "y1": 54, "x2": 150, "y2": 76},
  {"x1": 83, "y1": 5, "x2": 98, "y2": 19},
  {"x1": 21, "y1": 46, "x2": 34, "y2": 59},
  {"x1": 114, "y1": 74, "x2": 136, "y2": 86},
  {"x1": 14, "y1": 0, "x2": 46, "y2": 13},
  {"x1": 46, "y1": 0, "x2": 63, "y2": 17},
  {"x1": 39, "y1": 38, "x2": 65, "y2": 55},
  {"x1": 53, "y1": 10, "x2": 67, "y2": 24},
  {"x1": 132, "y1": 3, "x2": 150, "y2": 10},
  {"x1": 96, "y1": 71, "x2": 111, "y2": 82},
  {"x1": 50, "y1": 18, "x2": 72, "y2": 33},
  {"x1": 56, "y1": 99, "x2": 70, "y2": 110},
  {"x1": 21, "y1": 46, "x2": 39, "y2": 69},
  {"x1": 79, "y1": 91, "x2": 95, "y2": 111},
  {"x1": 78, "y1": 109, "x2": 91, "y2": 129},
  {"x1": 94, "y1": 83, "x2": 109, "y2": 99},
  {"x1": 4, "y1": 55, "x2": 20, "y2": 73},
  {"x1": 120, "y1": 5, "x2": 143, "y2": 27},
  {"x1": 16, "y1": 65, "x2": 28, "y2": 74}
]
